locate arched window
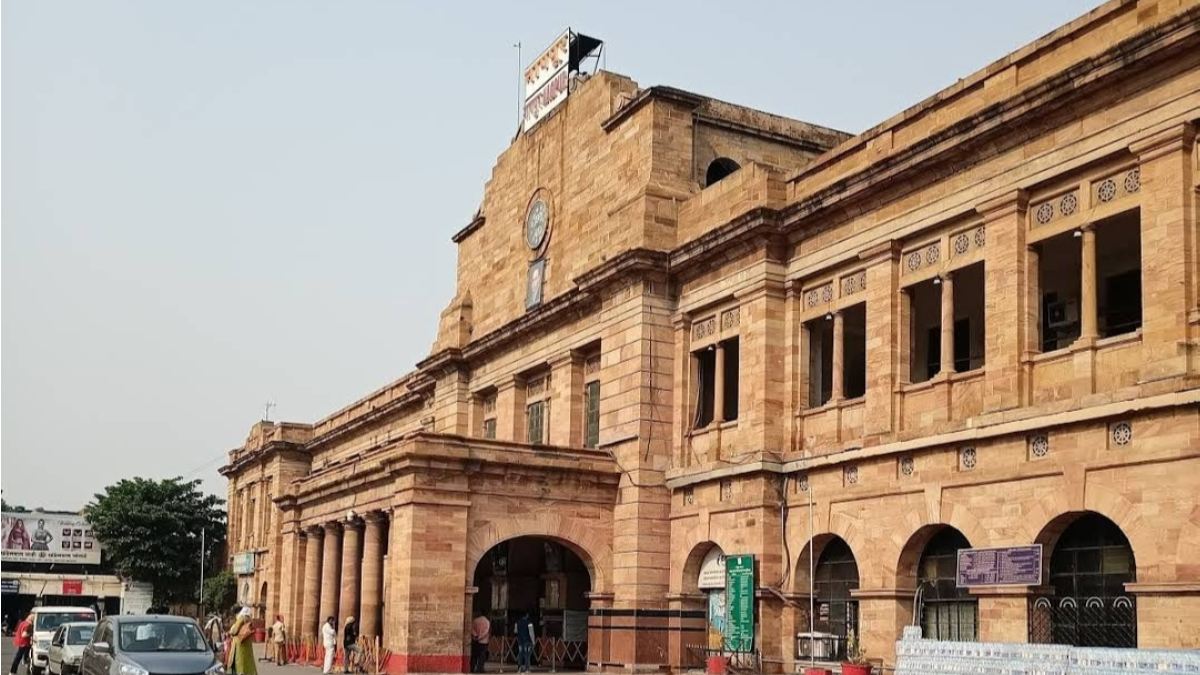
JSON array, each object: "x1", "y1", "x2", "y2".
[
  {"x1": 814, "y1": 538, "x2": 859, "y2": 644},
  {"x1": 1030, "y1": 513, "x2": 1136, "y2": 647},
  {"x1": 705, "y1": 157, "x2": 741, "y2": 186},
  {"x1": 917, "y1": 528, "x2": 976, "y2": 641}
]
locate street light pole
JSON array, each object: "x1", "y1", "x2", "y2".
[{"x1": 199, "y1": 528, "x2": 206, "y2": 616}]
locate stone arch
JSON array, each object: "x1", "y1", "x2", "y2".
[
  {"x1": 894, "y1": 523, "x2": 975, "y2": 591},
  {"x1": 791, "y1": 533, "x2": 856, "y2": 595},
  {"x1": 466, "y1": 514, "x2": 611, "y2": 593},
  {"x1": 704, "y1": 157, "x2": 741, "y2": 186},
  {"x1": 679, "y1": 541, "x2": 725, "y2": 596},
  {"x1": 258, "y1": 581, "x2": 268, "y2": 618},
  {"x1": 1033, "y1": 509, "x2": 1138, "y2": 583}
]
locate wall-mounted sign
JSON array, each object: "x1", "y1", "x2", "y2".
[
  {"x1": 2, "y1": 512, "x2": 102, "y2": 565},
  {"x1": 522, "y1": 30, "x2": 603, "y2": 132},
  {"x1": 725, "y1": 554, "x2": 755, "y2": 652},
  {"x1": 957, "y1": 544, "x2": 1042, "y2": 587},
  {"x1": 62, "y1": 580, "x2": 84, "y2": 595},
  {"x1": 1, "y1": 579, "x2": 20, "y2": 594},
  {"x1": 698, "y1": 547, "x2": 726, "y2": 589},
  {"x1": 232, "y1": 552, "x2": 255, "y2": 575}
]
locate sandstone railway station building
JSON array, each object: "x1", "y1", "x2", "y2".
[{"x1": 220, "y1": 1, "x2": 1200, "y2": 671}]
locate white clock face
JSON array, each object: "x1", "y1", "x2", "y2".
[{"x1": 525, "y1": 199, "x2": 549, "y2": 249}]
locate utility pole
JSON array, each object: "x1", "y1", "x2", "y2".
[{"x1": 199, "y1": 528, "x2": 206, "y2": 616}]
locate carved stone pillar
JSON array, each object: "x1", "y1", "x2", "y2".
[
  {"x1": 360, "y1": 512, "x2": 387, "y2": 638},
  {"x1": 319, "y1": 522, "x2": 342, "y2": 624},
  {"x1": 940, "y1": 272, "x2": 956, "y2": 375},
  {"x1": 1079, "y1": 224, "x2": 1098, "y2": 343},
  {"x1": 831, "y1": 310, "x2": 845, "y2": 400},
  {"x1": 339, "y1": 519, "x2": 363, "y2": 623},
  {"x1": 301, "y1": 525, "x2": 323, "y2": 639}
]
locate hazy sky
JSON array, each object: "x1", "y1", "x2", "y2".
[{"x1": 2, "y1": 0, "x2": 1098, "y2": 508}]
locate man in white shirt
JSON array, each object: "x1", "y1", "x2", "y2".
[{"x1": 321, "y1": 616, "x2": 338, "y2": 674}]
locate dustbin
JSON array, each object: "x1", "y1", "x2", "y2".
[
  {"x1": 254, "y1": 627, "x2": 267, "y2": 642},
  {"x1": 705, "y1": 655, "x2": 728, "y2": 675}
]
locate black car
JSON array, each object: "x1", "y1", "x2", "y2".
[{"x1": 80, "y1": 615, "x2": 224, "y2": 675}]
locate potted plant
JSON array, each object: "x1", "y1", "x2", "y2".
[{"x1": 841, "y1": 630, "x2": 871, "y2": 675}]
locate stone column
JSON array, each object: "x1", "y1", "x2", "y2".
[
  {"x1": 831, "y1": 311, "x2": 845, "y2": 400},
  {"x1": 319, "y1": 522, "x2": 342, "y2": 624},
  {"x1": 1079, "y1": 224, "x2": 1098, "y2": 343},
  {"x1": 340, "y1": 519, "x2": 363, "y2": 623},
  {"x1": 713, "y1": 344, "x2": 726, "y2": 423},
  {"x1": 940, "y1": 272, "x2": 955, "y2": 376},
  {"x1": 302, "y1": 526, "x2": 324, "y2": 640},
  {"x1": 979, "y1": 191, "x2": 1029, "y2": 413},
  {"x1": 360, "y1": 512, "x2": 386, "y2": 639}
]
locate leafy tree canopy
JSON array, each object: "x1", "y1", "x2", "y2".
[
  {"x1": 200, "y1": 570, "x2": 238, "y2": 616},
  {"x1": 85, "y1": 477, "x2": 225, "y2": 605}
]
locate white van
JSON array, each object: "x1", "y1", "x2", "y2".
[{"x1": 29, "y1": 607, "x2": 97, "y2": 675}]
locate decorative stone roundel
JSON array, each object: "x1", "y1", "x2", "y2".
[
  {"x1": 844, "y1": 465, "x2": 859, "y2": 485},
  {"x1": 907, "y1": 252, "x2": 923, "y2": 271},
  {"x1": 821, "y1": 285, "x2": 833, "y2": 302},
  {"x1": 1111, "y1": 421, "x2": 1132, "y2": 446},
  {"x1": 1035, "y1": 202, "x2": 1054, "y2": 225},
  {"x1": 925, "y1": 244, "x2": 940, "y2": 264},
  {"x1": 899, "y1": 456, "x2": 915, "y2": 476},
  {"x1": 1124, "y1": 168, "x2": 1140, "y2": 194},
  {"x1": 797, "y1": 474, "x2": 809, "y2": 493},
  {"x1": 1060, "y1": 192, "x2": 1078, "y2": 216},
  {"x1": 960, "y1": 447, "x2": 977, "y2": 470},
  {"x1": 1098, "y1": 178, "x2": 1118, "y2": 203},
  {"x1": 974, "y1": 225, "x2": 986, "y2": 247},
  {"x1": 1030, "y1": 434, "x2": 1050, "y2": 458},
  {"x1": 954, "y1": 233, "x2": 970, "y2": 255}
]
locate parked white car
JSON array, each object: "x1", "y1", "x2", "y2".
[
  {"x1": 48, "y1": 622, "x2": 96, "y2": 675},
  {"x1": 29, "y1": 607, "x2": 97, "y2": 675}
]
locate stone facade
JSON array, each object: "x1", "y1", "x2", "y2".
[{"x1": 221, "y1": 1, "x2": 1200, "y2": 672}]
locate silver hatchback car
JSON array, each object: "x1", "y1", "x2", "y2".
[
  {"x1": 48, "y1": 622, "x2": 96, "y2": 675},
  {"x1": 80, "y1": 616, "x2": 224, "y2": 675}
]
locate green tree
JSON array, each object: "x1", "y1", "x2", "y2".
[
  {"x1": 85, "y1": 477, "x2": 225, "y2": 605},
  {"x1": 200, "y1": 570, "x2": 238, "y2": 616}
]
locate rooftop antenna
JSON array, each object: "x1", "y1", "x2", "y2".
[
  {"x1": 263, "y1": 400, "x2": 276, "y2": 422},
  {"x1": 513, "y1": 41, "x2": 523, "y2": 130}
]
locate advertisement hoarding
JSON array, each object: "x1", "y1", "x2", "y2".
[
  {"x1": 2, "y1": 512, "x2": 102, "y2": 565},
  {"x1": 523, "y1": 31, "x2": 570, "y2": 130}
]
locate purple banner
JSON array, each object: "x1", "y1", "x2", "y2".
[{"x1": 956, "y1": 544, "x2": 1042, "y2": 587}]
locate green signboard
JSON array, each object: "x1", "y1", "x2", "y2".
[{"x1": 725, "y1": 554, "x2": 755, "y2": 652}]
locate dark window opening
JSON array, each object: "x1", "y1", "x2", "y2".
[
  {"x1": 704, "y1": 157, "x2": 741, "y2": 187},
  {"x1": 584, "y1": 380, "x2": 600, "y2": 448},
  {"x1": 806, "y1": 317, "x2": 834, "y2": 408},
  {"x1": 918, "y1": 528, "x2": 977, "y2": 641},
  {"x1": 952, "y1": 263, "x2": 985, "y2": 373},
  {"x1": 908, "y1": 278, "x2": 942, "y2": 382},
  {"x1": 1096, "y1": 210, "x2": 1142, "y2": 338},
  {"x1": 693, "y1": 347, "x2": 716, "y2": 428},
  {"x1": 814, "y1": 538, "x2": 860, "y2": 646},
  {"x1": 720, "y1": 338, "x2": 739, "y2": 422},
  {"x1": 843, "y1": 304, "x2": 866, "y2": 399},
  {"x1": 1037, "y1": 231, "x2": 1082, "y2": 352}
]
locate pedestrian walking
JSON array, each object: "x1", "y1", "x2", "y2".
[
  {"x1": 204, "y1": 614, "x2": 225, "y2": 661},
  {"x1": 8, "y1": 614, "x2": 33, "y2": 675},
  {"x1": 341, "y1": 617, "x2": 358, "y2": 674},
  {"x1": 321, "y1": 617, "x2": 337, "y2": 675},
  {"x1": 226, "y1": 607, "x2": 257, "y2": 675},
  {"x1": 271, "y1": 615, "x2": 287, "y2": 665},
  {"x1": 514, "y1": 613, "x2": 534, "y2": 673},
  {"x1": 469, "y1": 614, "x2": 490, "y2": 673}
]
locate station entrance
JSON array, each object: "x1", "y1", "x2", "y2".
[{"x1": 470, "y1": 536, "x2": 591, "y2": 672}]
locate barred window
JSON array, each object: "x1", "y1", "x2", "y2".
[{"x1": 584, "y1": 380, "x2": 600, "y2": 448}]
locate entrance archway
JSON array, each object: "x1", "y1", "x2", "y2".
[
  {"x1": 258, "y1": 582, "x2": 268, "y2": 619},
  {"x1": 471, "y1": 537, "x2": 591, "y2": 672},
  {"x1": 1030, "y1": 511, "x2": 1136, "y2": 647},
  {"x1": 913, "y1": 527, "x2": 976, "y2": 641}
]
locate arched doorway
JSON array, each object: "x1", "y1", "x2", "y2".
[
  {"x1": 258, "y1": 582, "x2": 268, "y2": 619},
  {"x1": 813, "y1": 537, "x2": 859, "y2": 656},
  {"x1": 1030, "y1": 512, "x2": 1136, "y2": 647},
  {"x1": 915, "y1": 528, "x2": 976, "y2": 641},
  {"x1": 471, "y1": 537, "x2": 591, "y2": 671}
]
